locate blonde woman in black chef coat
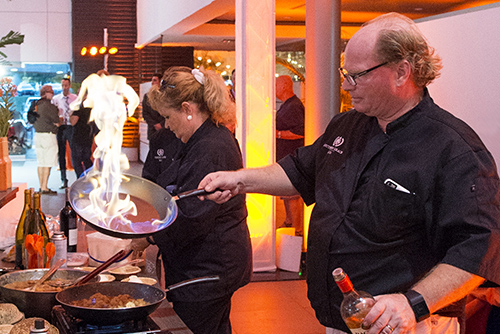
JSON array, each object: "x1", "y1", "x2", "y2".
[{"x1": 130, "y1": 67, "x2": 252, "y2": 334}]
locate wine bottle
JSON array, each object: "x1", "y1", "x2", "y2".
[
  {"x1": 333, "y1": 268, "x2": 376, "y2": 334},
  {"x1": 15, "y1": 188, "x2": 33, "y2": 269},
  {"x1": 59, "y1": 187, "x2": 77, "y2": 252},
  {"x1": 25, "y1": 192, "x2": 50, "y2": 268}
]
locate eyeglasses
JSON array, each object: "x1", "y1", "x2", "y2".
[
  {"x1": 338, "y1": 62, "x2": 388, "y2": 86},
  {"x1": 160, "y1": 80, "x2": 175, "y2": 91}
]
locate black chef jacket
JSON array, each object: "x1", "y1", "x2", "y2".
[
  {"x1": 153, "y1": 119, "x2": 252, "y2": 302},
  {"x1": 142, "y1": 127, "x2": 183, "y2": 182},
  {"x1": 279, "y1": 88, "x2": 500, "y2": 330}
]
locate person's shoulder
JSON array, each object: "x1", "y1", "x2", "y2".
[
  {"x1": 53, "y1": 93, "x2": 63, "y2": 100},
  {"x1": 201, "y1": 125, "x2": 240, "y2": 153},
  {"x1": 422, "y1": 105, "x2": 483, "y2": 145}
]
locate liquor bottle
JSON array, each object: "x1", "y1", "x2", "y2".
[
  {"x1": 15, "y1": 188, "x2": 33, "y2": 269},
  {"x1": 59, "y1": 187, "x2": 77, "y2": 252},
  {"x1": 25, "y1": 192, "x2": 50, "y2": 268},
  {"x1": 333, "y1": 268, "x2": 376, "y2": 334}
]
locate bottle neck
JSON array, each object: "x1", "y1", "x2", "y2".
[
  {"x1": 65, "y1": 187, "x2": 71, "y2": 203},
  {"x1": 24, "y1": 190, "x2": 32, "y2": 208},
  {"x1": 33, "y1": 194, "x2": 41, "y2": 211},
  {"x1": 336, "y1": 276, "x2": 354, "y2": 294}
]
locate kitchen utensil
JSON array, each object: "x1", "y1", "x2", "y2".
[
  {"x1": 165, "y1": 275, "x2": 219, "y2": 291},
  {"x1": 49, "y1": 250, "x2": 128, "y2": 288},
  {"x1": 25, "y1": 258, "x2": 66, "y2": 291},
  {"x1": 55, "y1": 281, "x2": 165, "y2": 326},
  {"x1": 55, "y1": 275, "x2": 220, "y2": 326},
  {"x1": 0, "y1": 269, "x2": 97, "y2": 319},
  {"x1": 69, "y1": 173, "x2": 214, "y2": 239}
]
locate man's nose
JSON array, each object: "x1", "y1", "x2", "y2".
[{"x1": 341, "y1": 79, "x2": 354, "y2": 91}]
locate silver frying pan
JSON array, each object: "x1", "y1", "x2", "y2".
[{"x1": 69, "y1": 173, "x2": 211, "y2": 239}]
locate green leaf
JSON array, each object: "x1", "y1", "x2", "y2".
[{"x1": 0, "y1": 30, "x2": 25, "y2": 48}]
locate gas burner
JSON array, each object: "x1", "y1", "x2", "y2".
[{"x1": 52, "y1": 305, "x2": 172, "y2": 334}]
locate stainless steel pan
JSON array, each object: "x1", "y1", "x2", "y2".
[{"x1": 69, "y1": 173, "x2": 211, "y2": 239}]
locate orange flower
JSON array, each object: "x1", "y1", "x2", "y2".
[
  {"x1": 25, "y1": 234, "x2": 46, "y2": 268},
  {"x1": 45, "y1": 242, "x2": 55, "y2": 268}
]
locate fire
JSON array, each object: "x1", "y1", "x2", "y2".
[{"x1": 70, "y1": 73, "x2": 140, "y2": 227}]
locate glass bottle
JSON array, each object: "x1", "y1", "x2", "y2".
[
  {"x1": 25, "y1": 192, "x2": 50, "y2": 268},
  {"x1": 59, "y1": 188, "x2": 77, "y2": 252},
  {"x1": 15, "y1": 188, "x2": 33, "y2": 269},
  {"x1": 333, "y1": 268, "x2": 376, "y2": 334}
]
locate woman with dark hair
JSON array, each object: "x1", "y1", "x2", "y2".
[{"x1": 131, "y1": 67, "x2": 251, "y2": 334}]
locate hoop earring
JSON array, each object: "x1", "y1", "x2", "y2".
[{"x1": 187, "y1": 115, "x2": 193, "y2": 121}]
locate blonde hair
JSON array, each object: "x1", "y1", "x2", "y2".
[
  {"x1": 364, "y1": 12, "x2": 442, "y2": 87},
  {"x1": 148, "y1": 66, "x2": 236, "y2": 129}
]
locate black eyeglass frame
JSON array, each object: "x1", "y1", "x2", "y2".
[{"x1": 339, "y1": 61, "x2": 388, "y2": 86}]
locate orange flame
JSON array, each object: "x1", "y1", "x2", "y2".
[{"x1": 70, "y1": 73, "x2": 140, "y2": 227}]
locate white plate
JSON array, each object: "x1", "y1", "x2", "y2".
[
  {"x1": 121, "y1": 275, "x2": 157, "y2": 285},
  {"x1": 108, "y1": 265, "x2": 141, "y2": 276},
  {"x1": 66, "y1": 252, "x2": 89, "y2": 267}
]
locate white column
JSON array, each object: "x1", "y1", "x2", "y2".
[
  {"x1": 303, "y1": 0, "x2": 341, "y2": 246},
  {"x1": 305, "y1": 0, "x2": 341, "y2": 140},
  {"x1": 235, "y1": 0, "x2": 276, "y2": 272}
]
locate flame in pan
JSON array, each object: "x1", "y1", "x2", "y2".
[{"x1": 70, "y1": 73, "x2": 139, "y2": 226}]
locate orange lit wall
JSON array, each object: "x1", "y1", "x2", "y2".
[{"x1": 235, "y1": 0, "x2": 276, "y2": 272}]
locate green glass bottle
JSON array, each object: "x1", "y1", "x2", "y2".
[
  {"x1": 25, "y1": 192, "x2": 50, "y2": 268},
  {"x1": 15, "y1": 188, "x2": 33, "y2": 269}
]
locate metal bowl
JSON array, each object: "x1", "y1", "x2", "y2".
[{"x1": 0, "y1": 269, "x2": 94, "y2": 320}]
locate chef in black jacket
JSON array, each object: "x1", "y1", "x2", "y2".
[
  {"x1": 198, "y1": 13, "x2": 500, "y2": 334},
  {"x1": 131, "y1": 66, "x2": 252, "y2": 334}
]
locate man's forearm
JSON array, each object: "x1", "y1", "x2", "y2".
[
  {"x1": 412, "y1": 263, "x2": 485, "y2": 313},
  {"x1": 237, "y1": 163, "x2": 299, "y2": 197}
]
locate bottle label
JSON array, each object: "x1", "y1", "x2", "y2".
[
  {"x1": 68, "y1": 228, "x2": 78, "y2": 246},
  {"x1": 349, "y1": 329, "x2": 367, "y2": 334}
]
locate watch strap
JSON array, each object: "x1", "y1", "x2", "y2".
[{"x1": 404, "y1": 289, "x2": 430, "y2": 322}]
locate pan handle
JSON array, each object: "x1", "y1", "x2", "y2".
[
  {"x1": 166, "y1": 275, "x2": 220, "y2": 291},
  {"x1": 170, "y1": 188, "x2": 216, "y2": 201}
]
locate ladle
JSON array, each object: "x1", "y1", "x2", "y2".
[{"x1": 25, "y1": 258, "x2": 67, "y2": 291}]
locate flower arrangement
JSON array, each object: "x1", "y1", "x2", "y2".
[{"x1": 0, "y1": 77, "x2": 17, "y2": 137}]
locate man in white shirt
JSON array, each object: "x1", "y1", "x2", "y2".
[{"x1": 52, "y1": 77, "x2": 77, "y2": 188}]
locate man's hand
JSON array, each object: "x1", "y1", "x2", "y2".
[
  {"x1": 126, "y1": 238, "x2": 150, "y2": 260},
  {"x1": 198, "y1": 171, "x2": 242, "y2": 203},
  {"x1": 154, "y1": 123, "x2": 162, "y2": 130},
  {"x1": 363, "y1": 294, "x2": 416, "y2": 334}
]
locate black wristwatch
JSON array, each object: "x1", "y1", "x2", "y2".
[{"x1": 403, "y1": 290, "x2": 430, "y2": 322}]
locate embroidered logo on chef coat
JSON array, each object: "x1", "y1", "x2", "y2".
[
  {"x1": 154, "y1": 148, "x2": 167, "y2": 161},
  {"x1": 323, "y1": 136, "x2": 344, "y2": 155}
]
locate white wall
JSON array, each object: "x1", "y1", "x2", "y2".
[
  {"x1": 417, "y1": 3, "x2": 500, "y2": 170},
  {"x1": 0, "y1": 0, "x2": 72, "y2": 63},
  {"x1": 137, "y1": 0, "x2": 213, "y2": 46}
]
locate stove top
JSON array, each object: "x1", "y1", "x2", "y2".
[{"x1": 52, "y1": 305, "x2": 173, "y2": 334}]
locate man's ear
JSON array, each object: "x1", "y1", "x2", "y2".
[{"x1": 395, "y1": 60, "x2": 412, "y2": 86}]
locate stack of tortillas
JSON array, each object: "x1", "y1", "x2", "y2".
[{"x1": 0, "y1": 303, "x2": 24, "y2": 334}]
